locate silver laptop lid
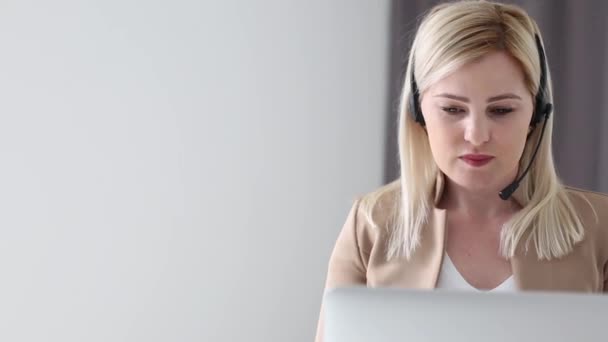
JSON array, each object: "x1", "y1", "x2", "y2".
[{"x1": 324, "y1": 287, "x2": 608, "y2": 342}]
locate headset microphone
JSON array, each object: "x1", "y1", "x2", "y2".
[
  {"x1": 498, "y1": 34, "x2": 552, "y2": 200},
  {"x1": 498, "y1": 105, "x2": 552, "y2": 200}
]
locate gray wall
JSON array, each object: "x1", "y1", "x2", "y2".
[{"x1": 0, "y1": 1, "x2": 389, "y2": 341}]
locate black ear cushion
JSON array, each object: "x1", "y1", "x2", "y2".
[
  {"x1": 409, "y1": 93, "x2": 425, "y2": 126},
  {"x1": 531, "y1": 34, "x2": 553, "y2": 127},
  {"x1": 409, "y1": 73, "x2": 425, "y2": 126},
  {"x1": 531, "y1": 101, "x2": 553, "y2": 126},
  {"x1": 544, "y1": 103, "x2": 553, "y2": 117},
  {"x1": 531, "y1": 98, "x2": 544, "y2": 126},
  {"x1": 408, "y1": 93, "x2": 417, "y2": 122}
]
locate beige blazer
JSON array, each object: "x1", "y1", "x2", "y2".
[{"x1": 315, "y1": 174, "x2": 608, "y2": 342}]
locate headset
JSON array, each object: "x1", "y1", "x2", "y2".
[{"x1": 408, "y1": 34, "x2": 554, "y2": 200}]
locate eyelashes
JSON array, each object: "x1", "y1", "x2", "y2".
[
  {"x1": 440, "y1": 107, "x2": 514, "y2": 115},
  {"x1": 491, "y1": 107, "x2": 514, "y2": 115},
  {"x1": 441, "y1": 107, "x2": 465, "y2": 114}
]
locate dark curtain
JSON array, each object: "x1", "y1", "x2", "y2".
[{"x1": 384, "y1": 0, "x2": 608, "y2": 193}]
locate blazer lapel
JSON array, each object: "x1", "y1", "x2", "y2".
[
  {"x1": 412, "y1": 172, "x2": 448, "y2": 288},
  {"x1": 380, "y1": 173, "x2": 447, "y2": 289},
  {"x1": 511, "y1": 231, "x2": 599, "y2": 292}
]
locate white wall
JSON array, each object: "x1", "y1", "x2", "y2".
[{"x1": 0, "y1": 1, "x2": 389, "y2": 341}]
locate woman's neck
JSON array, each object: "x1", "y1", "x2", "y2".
[{"x1": 438, "y1": 179, "x2": 521, "y2": 221}]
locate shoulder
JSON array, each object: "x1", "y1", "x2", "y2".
[
  {"x1": 337, "y1": 181, "x2": 401, "y2": 253},
  {"x1": 563, "y1": 185, "x2": 608, "y2": 223},
  {"x1": 563, "y1": 185, "x2": 608, "y2": 247},
  {"x1": 357, "y1": 180, "x2": 401, "y2": 231},
  {"x1": 565, "y1": 185, "x2": 608, "y2": 202}
]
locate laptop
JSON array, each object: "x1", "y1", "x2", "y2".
[{"x1": 324, "y1": 287, "x2": 608, "y2": 342}]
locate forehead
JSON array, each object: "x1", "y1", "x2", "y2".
[{"x1": 427, "y1": 51, "x2": 528, "y2": 98}]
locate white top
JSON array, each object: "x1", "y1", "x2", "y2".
[{"x1": 435, "y1": 252, "x2": 517, "y2": 292}]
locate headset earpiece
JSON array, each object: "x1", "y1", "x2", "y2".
[
  {"x1": 530, "y1": 34, "x2": 553, "y2": 126},
  {"x1": 409, "y1": 65, "x2": 425, "y2": 126}
]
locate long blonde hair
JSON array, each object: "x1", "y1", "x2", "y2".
[{"x1": 361, "y1": 0, "x2": 590, "y2": 261}]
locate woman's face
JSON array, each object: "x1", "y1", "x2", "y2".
[{"x1": 420, "y1": 51, "x2": 534, "y2": 192}]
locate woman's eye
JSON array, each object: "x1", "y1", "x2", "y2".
[
  {"x1": 440, "y1": 106, "x2": 514, "y2": 115},
  {"x1": 491, "y1": 107, "x2": 514, "y2": 115},
  {"x1": 441, "y1": 107, "x2": 464, "y2": 114}
]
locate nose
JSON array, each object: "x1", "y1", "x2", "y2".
[{"x1": 464, "y1": 113, "x2": 491, "y2": 146}]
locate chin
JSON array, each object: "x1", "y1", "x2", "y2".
[{"x1": 447, "y1": 170, "x2": 504, "y2": 192}]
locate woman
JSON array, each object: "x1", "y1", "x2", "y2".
[{"x1": 315, "y1": 1, "x2": 608, "y2": 341}]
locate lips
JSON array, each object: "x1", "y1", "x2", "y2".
[
  {"x1": 461, "y1": 154, "x2": 493, "y2": 161},
  {"x1": 460, "y1": 154, "x2": 494, "y2": 167}
]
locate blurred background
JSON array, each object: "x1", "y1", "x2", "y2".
[{"x1": 0, "y1": 1, "x2": 605, "y2": 341}]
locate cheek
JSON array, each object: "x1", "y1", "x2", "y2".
[
  {"x1": 426, "y1": 122, "x2": 460, "y2": 160},
  {"x1": 494, "y1": 128, "x2": 529, "y2": 161}
]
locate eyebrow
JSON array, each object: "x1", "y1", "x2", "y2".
[{"x1": 433, "y1": 93, "x2": 522, "y2": 103}]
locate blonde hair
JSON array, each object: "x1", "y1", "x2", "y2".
[{"x1": 361, "y1": 0, "x2": 591, "y2": 261}]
